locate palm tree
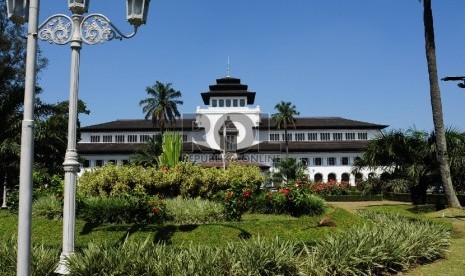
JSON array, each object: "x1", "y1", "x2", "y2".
[
  {"x1": 139, "y1": 81, "x2": 183, "y2": 136},
  {"x1": 354, "y1": 129, "x2": 432, "y2": 204},
  {"x1": 272, "y1": 101, "x2": 299, "y2": 156},
  {"x1": 131, "y1": 135, "x2": 163, "y2": 167},
  {"x1": 421, "y1": 0, "x2": 461, "y2": 208}
]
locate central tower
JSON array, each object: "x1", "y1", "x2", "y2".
[{"x1": 194, "y1": 76, "x2": 261, "y2": 152}]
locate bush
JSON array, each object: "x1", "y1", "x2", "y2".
[
  {"x1": 78, "y1": 195, "x2": 166, "y2": 224},
  {"x1": 301, "y1": 211, "x2": 450, "y2": 275},
  {"x1": 67, "y1": 236, "x2": 300, "y2": 275},
  {"x1": 311, "y1": 180, "x2": 354, "y2": 196},
  {"x1": 222, "y1": 187, "x2": 254, "y2": 221},
  {"x1": 251, "y1": 186, "x2": 326, "y2": 216},
  {"x1": 78, "y1": 163, "x2": 265, "y2": 200},
  {"x1": 33, "y1": 195, "x2": 63, "y2": 220},
  {"x1": 0, "y1": 239, "x2": 59, "y2": 276},
  {"x1": 164, "y1": 197, "x2": 224, "y2": 225}
]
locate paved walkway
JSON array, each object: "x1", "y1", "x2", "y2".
[{"x1": 329, "y1": 200, "x2": 410, "y2": 212}]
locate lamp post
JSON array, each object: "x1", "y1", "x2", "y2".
[
  {"x1": 441, "y1": 76, "x2": 465, "y2": 88},
  {"x1": 2, "y1": 176, "x2": 7, "y2": 209},
  {"x1": 6, "y1": 1, "x2": 151, "y2": 275}
]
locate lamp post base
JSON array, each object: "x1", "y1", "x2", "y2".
[{"x1": 55, "y1": 253, "x2": 71, "y2": 275}]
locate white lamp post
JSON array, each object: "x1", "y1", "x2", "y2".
[
  {"x1": 6, "y1": 0, "x2": 151, "y2": 275},
  {"x1": 2, "y1": 177, "x2": 7, "y2": 209}
]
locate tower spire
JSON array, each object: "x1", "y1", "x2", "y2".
[{"x1": 227, "y1": 56, "x2": 231, "y2": 77}]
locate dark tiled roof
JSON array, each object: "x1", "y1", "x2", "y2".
[
  {"x1": 80, "y1": 118, "x2": 199, "y2": 132},
  {"x1": 77, "y1": 140, "x2": 369, "y2": 155},
  {"x1": 256, "y1": 117, "x2": 387, "y2": 130},
  {"x1": 247, "y1": 141, "x2": 370, "y2": 153},
  {"x1": 201, "y1": 77, "x2": 256, "y2": 105},
  {"x1": 80, "y1": 117, "x2": 386, "y2": 132}
]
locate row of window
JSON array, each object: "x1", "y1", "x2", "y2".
[
  {"x1": 269, "y1": 132, "x2": 369, "y2": 142},
  {"x1": 211, "y1": 98, "x2": 247, "y2": 108},
  {"x1": 82, "y1": 159, "x2": 129, "y2": 168},
  {"x1": 90, "y1": 134, "x2": 188, "y2": 143},
  {"x1": 274, "y1": 156, "x2": 352, "y2": 166}
]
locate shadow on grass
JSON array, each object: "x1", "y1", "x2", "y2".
[
  {"x1": 79, "y1": 221, "x2": 252, "y2": 245},
  {"x1": 154, "y1": 224, "x2": 198, "y2": 244},
  {"x1": 407, "y1": 204, "x2": 445, "y2": 214}
]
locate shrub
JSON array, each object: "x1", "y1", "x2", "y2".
[
  {"x1": 222, "y1": 187, "x2": 254, "y2": 221},
  {"x1": 251, "y1": 186, "x2": 326, "y2": 216},
  {"x1": 78, "y1": 195, "x2": 166, "y2": 224},
  {"x1": 164, "y1": 197, "x2": 224, "y2": 225},
  {"x1": 0, "y1": 239, "x2": 59, "y2": 276},
  {"x1": 67, "y1": 237, "x2": 300, "y2": 275},
  {"x1": 310, "y1": 179, "x2": 355, "y2": 196},
  {"x1": 32, "y1": 195, "x2": 63, "y2": 220},
  {"x1": 78, "y1": 163, "x2": 265, "y2": 200},
  {"x1": 301, "y1": 211, "x2": 450, "y2": 275}
]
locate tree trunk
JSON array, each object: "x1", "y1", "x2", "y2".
[{"x1": 423, "y1": 0, "x2": 461, "y2": 208}]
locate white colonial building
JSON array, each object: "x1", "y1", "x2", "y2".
[{"x1": 78, "y1": 76, "x2": 387, "y2": 185}]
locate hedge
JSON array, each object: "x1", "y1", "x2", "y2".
[
  {"x1": 384, "y1": 192, "x2": 465, "y2": 205},
  {"x1": 323, "y1": 194, "x2": 383, "y2": 202}
]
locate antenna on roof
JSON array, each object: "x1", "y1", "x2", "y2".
[{"x1": 227, "y1": 56, "x2": 231, "y2": 77}]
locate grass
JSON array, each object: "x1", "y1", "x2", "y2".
[
  {"x1": 359, "y1": 204, "x2": 465, "y2": 276},
  {"x1": 0, "y1": 206, "x2": 362, "y2": 249},
  {"x1": 1, "y1": 202, "x2": 460, "y2": 275}
]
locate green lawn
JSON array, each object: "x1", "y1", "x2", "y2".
[
  {"x1": 0, "y1": 206, "x2": 362, "y2": 249},
  {"x1": 2, "y1": 203, "x2": 462, "y2": 275}
]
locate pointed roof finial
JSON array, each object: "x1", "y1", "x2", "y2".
[{"x1": 227, "y1": 56, "x2": 231, "y2": 77}]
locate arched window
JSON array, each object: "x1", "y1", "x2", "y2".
[
  {"x1": 328, "y1": 173, "x2": 336, "y2": 182},
  {"x1": 314, "y1": 173, "x2": 323, "y2": 183},
  {"x1": 354, "y1": 173, "x2": 363, "y2": 185},
  {"x1": 341, "y1": 173, "x2": 350, "y2": 183}
]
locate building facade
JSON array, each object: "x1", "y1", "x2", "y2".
[{"x1": 78, "y1": 76, "x2": 387, "y2": 185}]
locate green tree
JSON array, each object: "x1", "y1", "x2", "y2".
[
  {"x1": 420, "y1": 0, "x2": 461, "y2": 208},
  {"x1": 354, "y1": 129, "x2": 431, "y2": 204},
  {"x1": 276, "y1": 157, "x2": 305, "y2": 183},
  {"x1": 139, "y1": 81, "x2": 183, "y2": 135},
  {"x1": 355, "y1": 128, "x2": 465, "y2": 204},
  {"x1": 35, "y1": 100, "x2": 90, "y2": 177},
  {"x1": 271, "y1": 101, "x2": 299, "y2": 156},
  {"x1": 130, "y1": 135, "x2": 163, "y2": 167},
  {"x1": 0, "y1": 0, "x2": 47, "y2": 188}
]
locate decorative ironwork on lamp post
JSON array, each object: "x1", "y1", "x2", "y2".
[{"x1": 6, "y1": 0, "x2": 151, "y2": 275}]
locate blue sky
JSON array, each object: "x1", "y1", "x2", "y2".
[{"x1": 36, "y1": 0, "x2": 465, "y2": 131}]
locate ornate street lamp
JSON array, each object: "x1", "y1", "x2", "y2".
[
  {"x1": 127, "y1": 0, "x2": 150, "y2": 26},
  {"x1": 68, "y1": 0, "x2": 89, "y2": 14},
  {"x1": 7, "y1": 1, "x2": 151, "y2": 275},
  {"x1": 6, "y1": 0, "x2": 29, "y2": 23}
]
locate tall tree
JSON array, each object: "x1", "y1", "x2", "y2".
[
  {"x1": 354, "y1": 129, "x2": 432, "y2": 204},
  {"x1": 421, "y1": 0, "x2": 461, "y2": 208},
  {"x1": 272, "y1": 101, "x2": 299, "y2": 156},
  {"x1": 139, "y1": 81, "x2": 183, "y2": 135},
  {"x1": 0, "y1": 0, "x2": 47, "y2": 188},
  {"x1": 355, "y1": 128, "x2": 465, "y2": 204}
]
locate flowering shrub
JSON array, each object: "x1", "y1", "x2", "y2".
[
  {"x1": 146, "y1": 195, "x2": 167, "y2": 223},
  {"x1": 310, "y1": 180, "x2": 354, "y2": 196},
  {"x1": 251, "y1": 184, "x2": 326, "y2": 216},
  {"x1": 222, "y1": 187, "x2": 254, "y2": 221}
]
